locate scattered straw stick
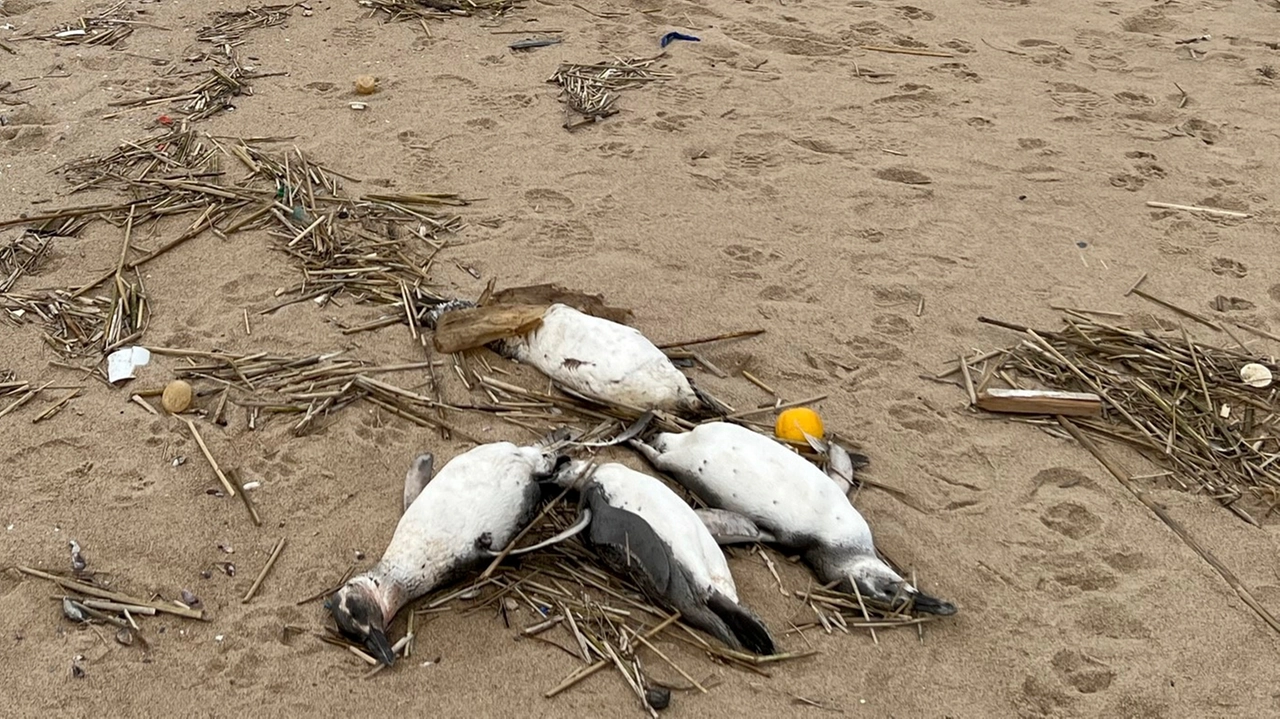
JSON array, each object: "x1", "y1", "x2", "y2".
[
  {"x1": 19, "y1": 566, "x2": 206, "y2": 620},
  {"x1": 130, "y1": 394, "x2": 159, "y2": 415},
  {"x1": 0, "y1": 382, "x2": 51, "y2": 420},
  {"x1": 741, "y1": 370, "x2": 776, "y2": 396},
  {"x1": 1129, "y1": 287, "x2": 1218, "y2": 330},
  {"x1": 545, "y1": 613, "x2": 682, "y2": 697},
  {"x1": 184, "y1": 418, "x2": 237, "y2": 497},
  {"x1": 860, "y1": 45, "x2": 954, "y2": 58},
  {"x1": 1145, "y1": 201, "x2": 1250, "y2": 219},
  {"x1": 295, "y1": 562, "x2": 358, "y2": 606},
  {"x1": 849, "y1": 578, "x2": 879, "y2": 645},
  {"x1": 228, "y1": 468, "x2": 262, "y2": 526},
  {"x1": 656, "y1": 328, "x2": 764, "y2": 350},
  {"x1": 82, "y1": 599, "x2": 156, "y2": 616},
  {"x1": 1056, "y1": 417, "x2": 1280, "y2": 635},
  {"x1": 242, "y1": 537, "x2": 287, "y2": 603},
  {"x1": 724, "y1": 394, "x2": 827, "y2": 420},
  {"x1": 629, "y1": 630, "x2": 707, "y2": 693},
  {"x1": 32, "y1": 388, "x2": 79, "y2": 423}
]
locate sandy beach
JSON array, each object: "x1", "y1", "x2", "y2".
[{"x1": 3, "y1": 0, "x2": 1280, "y2": 716}]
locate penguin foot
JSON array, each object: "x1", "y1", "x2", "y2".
[
  {"x1": 402, "y1": 453, "x2": 434, "y2": 514},
  {"x1": 694, "y1": 509, "x2": 777, "y2": 545}
]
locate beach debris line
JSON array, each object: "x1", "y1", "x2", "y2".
[
  {"x1": 2, "y1": 122, "x2": 470, "y2": 351},
  {"x1": 197, "y1": 3, "x2": 296, "y2": 49},
  {"x1": 358, "y1": 0, "x2": 518, "y2": 23},
  {"x1": 549, "y1": 54, "x2": 671, "y2": 130},
  {"x1": 947, "y1": 312, "x2": 1280, "y2": 519},
  {"x1": 21, "y1": 1, "x2": 146, "y2": 49}
]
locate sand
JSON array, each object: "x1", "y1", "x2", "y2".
[{"x1": 3, "y1": 0, "x2": 1280, "y2": 716}]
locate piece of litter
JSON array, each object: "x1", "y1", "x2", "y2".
[
  {"x1": 659, "y1": 31, "x2": 700, "y2": 48},
  {"x1": 242, "y1": 481, "x2": 261, "y2": 490},
  {"x1": 510, "y1": 37, "x2": 562, "y2": 51},
  {"x1": 107, "y1": 346, "x2": 151, "y2": 384},
  {"x1": 1241, "y1": 363, "x2": 1273, "y2": 389},
  {"x1": 349, "y1": 102, "x2": 367, "y2": 111},
  {"x1": 215, "y1": 634, "x2": 224, "y2": 642}
]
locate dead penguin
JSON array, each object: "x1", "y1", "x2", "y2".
[
  {"x1": 550, "y1": 460, "x2": 777, "y2": 655},
  {"x1": 425, "y1": 300, "x2": 725, "y2": 417},
  {"x1": 327, "y1": 442, "x2": 589, "y2": 664},
  {"x1": 631, "y1": 422, "x2": 956, "y2": 616}
]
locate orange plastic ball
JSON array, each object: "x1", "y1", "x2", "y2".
[{"x1": 775, "y1": 407, "x2": 824, "y2": 443}]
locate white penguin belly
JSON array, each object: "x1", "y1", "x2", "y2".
[
  {"x1": 593, "y1": 463, "x2": 738, "y2": 602},
  {"x1": 510, "y1": 304, "x2": 696, "y2": 410},
  {"x1": 657, "y1": 423, "x2": 875, "y2": 551},
  {"x1": 380, "y1": 443, "x2": 541, "y2": 592}
]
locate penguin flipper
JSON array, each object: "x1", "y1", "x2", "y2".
[
  {"x1": 694, "y1": 509, "x2": 776, "y2": 545},
  {"x1": 583, "y1": 488, "x2": 673, "y2": 595},
  {"x1": 402, "y1": 453, "x2": 434, "y2": 514},
  {"x1": 705, "y1": 591, "x2": 777, "y2": 656}
]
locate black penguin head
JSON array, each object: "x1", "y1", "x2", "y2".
[
  {"x1": 325, "y1": 578, "x2": 395, "y2": 665},
  {"x1": 845, "y1": 556, "x2": 957, "y2": 617},
  {"x1": 420, "y1": 298, "x2": 477, "y2": 330}
]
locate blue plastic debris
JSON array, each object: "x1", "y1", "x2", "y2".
[{"x1": 659, "y1": 31, "x2": 700, "y2": 48}]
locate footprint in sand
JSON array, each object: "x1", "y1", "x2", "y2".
[
  {"x1": 1052, "y1": 649, "x2": 1116, "y2": 694},
  {"x1": 1039, "y1": 501, "x2": 1102, "y2": 539},
  {"x1": 1211, "y1": 257, "x2": 1248, "y2": 278},
  {"x1": 523, "y1": 189, "x2": 575, "y2": 213}
]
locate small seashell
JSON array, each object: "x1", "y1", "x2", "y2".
[
  {"x1": 62, "y1": 598, "x2": 88, "y2": 623},
  {"x1": 1241, "y1": 363, "x2": 1273, "y2": 388},
  {"x1": 503, "y1": 598, "x2": 519, "y2": 612},
  {"x1": 218, "y1": 562, "x2": 236, "y2": 577},
  {"x1": 217, "y1": 543, "x2": 233, "y2": 554},
  {"x1": 115, "y1": 627, "x2": 134, "y2": 646},
  {"x1": 355, "y1": 75, "x2": 378, "y2": 95},
  {"x1": 162, "y1": 380, "x2": 193, "y2": 414},
  {"x1": 181, "y1": 589, "x2": 201, "y2": 607},
  {"x1": 69, "y1": 540, "x2": 86, "y2": 573}
]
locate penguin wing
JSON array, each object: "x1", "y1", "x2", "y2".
[
  {"x1": 584, "y1": 488, "x2": 674, "y2": 595},
  {"x1": 694, "y1": 509, "x2": 777, "y2": 545},
  {"x1": 402, "y1": 453, "x2": 435, "y2": 514},
  {"x1": 705, "y1": 590, "x2": 776, "y2": 656}
]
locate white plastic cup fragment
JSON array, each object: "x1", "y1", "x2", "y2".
[{"x1": 107, "y1": 347, "x2": 152, "y2": 384}]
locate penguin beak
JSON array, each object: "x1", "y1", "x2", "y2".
[
  {"x1": 364, "y1": 627, "x2": 396, "y2": 666},
  {"x1": 906, "y1": 589, "x2": 957, "y2": 616}
]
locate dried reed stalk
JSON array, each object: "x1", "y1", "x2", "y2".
[{"x1": 963, "y1": 314, "x2": 1280, "y2": 517}]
